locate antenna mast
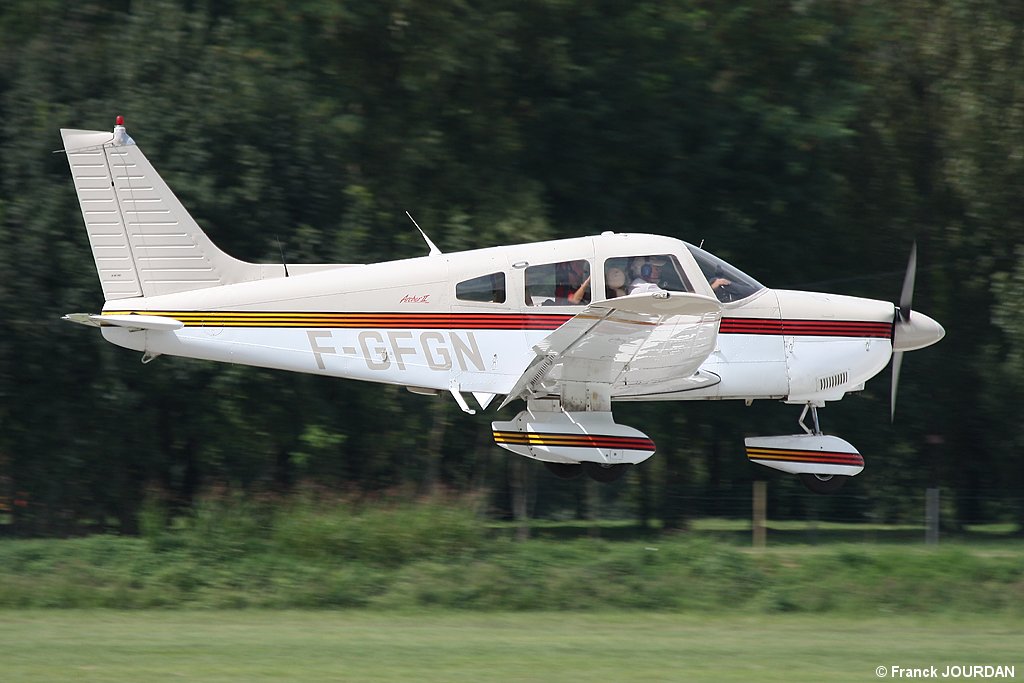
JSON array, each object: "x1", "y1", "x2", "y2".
[{"x1": 406, "y1": 211, "x2": 442, "y2": 256}]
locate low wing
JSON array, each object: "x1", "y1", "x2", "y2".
[{"x1": 500, "y1": 291, "x2": 722, "y2": 408}]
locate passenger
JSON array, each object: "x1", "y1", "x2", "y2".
[
  {"x1": 628, "y1": 256, "x2": 666, "y2": 294},
  {"x1": 605, "y1": 266, "x2": 627, "y2": 298},
  {"x1": 555, "y1": 260, "x2": 591, "y2": 304}
]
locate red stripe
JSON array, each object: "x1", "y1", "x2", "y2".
[
  {"x1": 747, "y1": 448, "x2": 862, "y2": 458},
  {"x1": 121, "y1": 311, "x2": 573, "y2": 330},
  {"x1": 746, "y1": 448, "x2": 864, "y2": 466},
  {"x1": 721, "y1": 318, "x2": 891, "y2": 339},
  {"x1": 752, "y1": 455, "x2": 865, "y2": 466},
  {"x1": 749, "y1": 454, "x2": 865, "y2": 464},
  {"x1": 494, "y1": 431, "x2": 655, "y2": 451},
  {"x1": 719, "y1": 318, "x2": 784, "y2": 334},
  {"x1": 495, "y1": 435, "x2": 655, "y2": 449}
]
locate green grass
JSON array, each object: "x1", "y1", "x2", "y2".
[
  {"x1": 1, "y1": 533, "x2": 1023, "y2": 613},
  {"x1": 2, "y1": 495, "x2": 1024, "y2": 612},
  {"x1": 0, "y1": 611, "x2": 1021, "y2": 682}
]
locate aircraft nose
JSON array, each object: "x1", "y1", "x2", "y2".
[{"x1": 893, "y1": 311, "x2": 945, "y2": 352}]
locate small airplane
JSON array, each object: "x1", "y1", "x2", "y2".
[{"x1": 60, "y1": 117, "x2": 944, "y2": 491}]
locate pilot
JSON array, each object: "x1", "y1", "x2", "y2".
[
  {"x1": 628, "y1": 256, "x2": 666, "y2": 294},
  {"x1": 605, "y1": 266, "x2": 627, "y2": 298},
  {"x1": 709, "y1": 276, "x2": 732, "y2": 291}
]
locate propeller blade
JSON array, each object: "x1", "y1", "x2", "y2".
[
  {"x1": 898, "y1": 242, "x2": 917, "y2": 321},
  {"x1": 890, "y1": 351, "x2": 904, "y2": 423}
]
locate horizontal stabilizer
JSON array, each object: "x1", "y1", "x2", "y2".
[
  {"x1": 745, "y1": 434, "x2": 864, "y2": 477},
  {"x1": 63, "y1": 313, "x2": 183, "y2": 331}
]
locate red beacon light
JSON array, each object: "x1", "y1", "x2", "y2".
[{"x1": 111, "y1": 115, "x2": 134, "y2": 145}]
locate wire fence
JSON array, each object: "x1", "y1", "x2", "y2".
[
  {"x1": 2, "y1": 482, "x2": 1022, "y2": 543},
  {"x1": 507, "y1": 485, "x2": 1024, "y2": 545}
]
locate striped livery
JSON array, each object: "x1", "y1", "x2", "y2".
[
  {"x1": 721, "y1": 317, "x2": 892, "y2": 339},
  {"x1": 103, "y1": 310, "x2": 573, "y2": 331},
  {"x1": 492, "y1": 430, "x2": 655, "y2": 452},
  {"x1": 491, "y1": 410, "x2": 658, "y2": 465},
  {"x1": 745, "y1": 445, "x2": 864, "y2": 468},
  {"x1": 743, "y1": 434, "x2": 865, "y2": 477},
  {"x1": 107, "y1": 313, "x2": 894, "y2": 337}
]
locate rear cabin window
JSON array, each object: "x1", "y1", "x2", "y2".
[
  {"x1": 456, "y1": 272, "x2": 506, "y2": 303},
  {"x1": 525, "y1": 259, "x2": 592, "y2": 306}
]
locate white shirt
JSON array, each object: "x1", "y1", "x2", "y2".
[{"x1": 628, "y1": 278, "x2": 664, "y2": 294}]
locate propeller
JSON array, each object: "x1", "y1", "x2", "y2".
[
  {"x1": 890, "y1": 242, "x2": 917, "y2": 422},
  {"x1": 898, "y1": 242, "x2": 916, "y2": 322}
]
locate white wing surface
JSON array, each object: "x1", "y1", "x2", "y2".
[{"x1": 500, "y1": 291, "x2": 722, "y2": 407}]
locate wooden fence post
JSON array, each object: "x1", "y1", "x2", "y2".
[{"x1": 753, "y1": 481, "x2": 767, "y2": 549}]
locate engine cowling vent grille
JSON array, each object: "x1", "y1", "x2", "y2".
[{"x1": 818, "y1": 371, "x2": 849, "y2": 392}]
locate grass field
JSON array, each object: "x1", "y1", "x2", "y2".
[
  {"x1": 1, "y1": 611, "x2": 1021, "y2": 682},
  {"x1": 2, "y1": 497, "x2": 1023, "y2": 612}
]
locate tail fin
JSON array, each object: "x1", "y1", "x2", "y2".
[{"x1": 60, "y1": 119, "x2": 280, "y2": 300}]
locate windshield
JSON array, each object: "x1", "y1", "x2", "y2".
[{"x1": 685, "y1": 243, "x2": 765, "y2": 303}]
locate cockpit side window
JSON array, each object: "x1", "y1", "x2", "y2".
[
  {"x1": 603, "y1": 254, "x2": 693, "y2": 298},
  {"x1": 456, "y1": 272, "x2": 506, "y2": 304},
  {"x1": 685, "y1": 243, "x2": 764, "y2": 303},
  {"x1": 525, "y1": 259, "x2": 591, "y2": 306}
]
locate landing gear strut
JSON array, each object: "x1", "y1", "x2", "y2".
[
  {"x1": 798, "y1": 403, "x2": 822, "y2": 436},
  {"x1": 797, "y1": 404, "x2": 849, "y2": 494}
]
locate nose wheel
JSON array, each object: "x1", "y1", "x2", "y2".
[
  {"x1": 799, "y1": 472, "x2": 847, "y2": 494},
  {"x1": 583, "y1": 462, "x2": 629, "y2": 483},
  {"x1": 543, "y1": 462, "x2": 583, "y2": 480}
]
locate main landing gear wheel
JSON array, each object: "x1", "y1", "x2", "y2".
[
  {"x1": 799, "y1": 473, "x2": 848, "y2": 494},
  {"x1": 582, "y1": 462, "x2": 629, "y2": 483},
  {"x1": 544, "y1": 462, "x2": 583, "y2": 480}
]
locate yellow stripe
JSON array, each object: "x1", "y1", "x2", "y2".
[{"x1": 495, "y1": 435, "x2": 603, "y2": 445}]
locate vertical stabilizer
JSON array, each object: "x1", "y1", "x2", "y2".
[{"x1": 60, "y1": 119, "x2": 275, "y2": 300}]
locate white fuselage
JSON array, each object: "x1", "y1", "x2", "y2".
[{"x1": 97, "y1": 233, "x2": 913, "y2": 409}]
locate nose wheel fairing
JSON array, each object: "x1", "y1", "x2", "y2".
[
  {"x1": 744, "y1": 434, "x2": 864, "y2": 477},
  {"x1": 745, "y1": 404, "x2": 864, "y2": 492}
]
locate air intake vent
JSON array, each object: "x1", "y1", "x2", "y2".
[{"x1": 819, "y1": 371, "x2": 849, "y2": 391}]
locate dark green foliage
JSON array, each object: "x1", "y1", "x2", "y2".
[{"x1": 269, "y1": 493, "x2": 485, "y2": 566}]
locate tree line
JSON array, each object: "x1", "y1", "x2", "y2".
[{"x1": 1, "y1": 0, "x2": 1022, "y2": 535}]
